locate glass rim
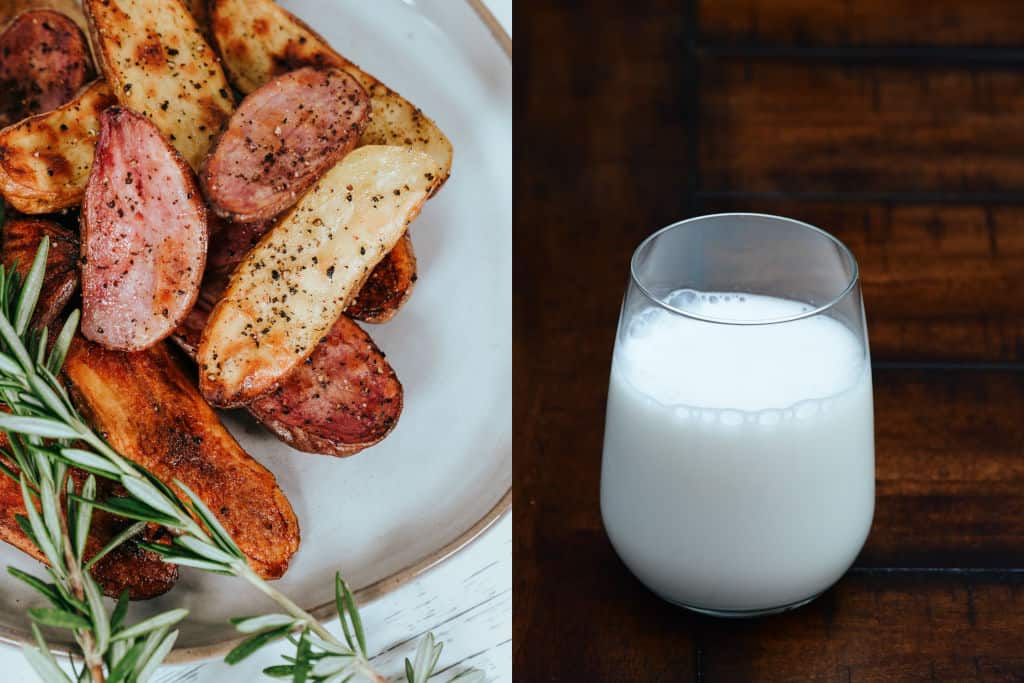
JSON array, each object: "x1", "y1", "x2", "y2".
[{"x1": 629, "y1": 213, "x2": 861, "y2": 326}]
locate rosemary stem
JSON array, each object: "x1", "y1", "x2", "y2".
[
  {"x1": 56, "y1": 475, "x2": 104, "y2": 683},
  {"x1": 236, "y1": 565, "x2": 335, "y2": 642},
  {"x1": 235, "y1": 565, "x2": 386, "y2": 681}
]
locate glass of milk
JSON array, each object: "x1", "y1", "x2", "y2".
[{"x1": 601, "y1": 213, "x2": 874, "y2": 617}]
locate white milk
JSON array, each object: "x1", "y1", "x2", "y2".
[{"x1": 601, "y1": 291, "x2": 874, "y2": 613}]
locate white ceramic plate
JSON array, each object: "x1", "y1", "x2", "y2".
[{"x1": 0, "y1": 0, "x2": 511, "y2": 661}]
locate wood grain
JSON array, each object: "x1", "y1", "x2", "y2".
[
  {"x1": 699, "y1": 0, "x2": 1024, "y2": 47},
  {"x1": 699, "y1": 60, "x2": 1024, "y2": 195},
  {"x1": 699, "y1": 199, "x2": 1024, "y2": 362},
  {"x1": 699, "y1": 573, "x2": 1024, "y2": 681},
  {"x1": 868, "y1": 369, "x2": 1024, "y2": 568}
]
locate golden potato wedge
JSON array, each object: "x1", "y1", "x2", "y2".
[
  {"x1": 198, "y1": 145, "x2": 438, "y2": 407},
  {"x1": 0, "y1": 80, "x2": 116, "y2": 214},
  {"x1": 83, "y1": 0, "x2": 235, "y2": 170},
  {"x1": 0, "y1": 0, "x2": 87, "y2": 34},
  {"x1": 209, "y1": 0, "x2": 452, "y2": 189}
]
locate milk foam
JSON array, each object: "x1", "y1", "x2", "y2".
[{"x1": 617, "y1": 290, "x2": 866, "y2": 413}]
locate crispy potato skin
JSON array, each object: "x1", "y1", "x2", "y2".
[
  {"x1": 180, "y1": 0, "x2": 209, "y2": 34},
  {"x1": 0, "y1": 0, "x2": 88, "y2": 33},
  {"x1": 81, "y1": 107, "x2": 208, "y2": 352},
  {"x1": 201, "y1": 66, "x2": 371, "y2": 224},
  {"x1": 198, "y1": 145, "x2": 437, "y2": 407},
  {"x1": 63, "y1": 336, "x2": 300, "y2": 579},
  {"x1": 346, "y1": 233, "x2": 417, "y2": 324},
  {"x1": 0, "y1": 80, "x2": 116, "y2": 214},
  {"x1": 2, "y1": 216, "x2": 79, "y2": 329},
  {"x1": 209, "y1": 0, "x2": 452, "y2": 191},
  {"x1": 249, "y1": 315, "x2": 403, "y2": 457},
  {"x1": 0, "y1": 455, "x2": 179, "y2": 599},
  {"x1": 83, "y1": 0, "x2": 235, "y2": 170},
  {"x1": 0, "y1": 10, "x2": 94, "y2": 127}
]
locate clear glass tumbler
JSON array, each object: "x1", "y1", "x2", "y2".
[{"x1": 601, "y1": 213, "x2": 874, "y2": 617}]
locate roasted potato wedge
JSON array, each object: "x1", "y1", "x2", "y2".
[
  {"x1": 347, "y1": 232, "x2": 417, "y2": 324},
  {"x1": 64, "y1": 336, "x2": 300, "y2": 579},
  {"x1": 83, "y1": 0, "x2": 235, "y2": 170},
  {"x1": 0, "y1": 80, "x2": 115, "y2": 214},
  {"x1": 0, "y1": 0, "x2": 87, "y2": 34},
  {"x1": 198, "y1": 145, "x2": 437, "y2": 407},
  {"x1": 2, "y1": 217, "x2": 79, "y2": 329},
  {"x1": 201, "y1": 66, "x2": 371, "y2": 224},
  {"x1": 249, "y1": 315, "x2": 403, "y2": 457},
  {"x1": 0, "y1": 10, "x2": 94, "y2": 127},
  {"x1": 209, "y1": 0, "x2": 452, "y2": 189},
  {"x1": 81, "y1": 107, "x2": 207, "y2": 352},
  {"x1": 0, "y1": 454, "x2": 179, "y2": 600}
]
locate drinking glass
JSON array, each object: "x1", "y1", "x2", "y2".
[{"x1": 600, "y1": 213, "x2": 874, "y2": 617}]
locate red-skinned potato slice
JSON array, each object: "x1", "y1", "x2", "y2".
[
  {"x1": 249, "y1": 315, "x2": 403, "y2": 457},
  {"x1": 1, "y1": 216, "x2": 79, "y2": 328},
  {"x1": 81, "y1": 107, "x2": 207, "y2": 352},
  {"x1": 0, "y1": 10, "x2": 94, "y2": 126},
  {"x1": 63, "y1": 336, "x2": 300, "y2": 578},
  {"x1": 201, "y1": 66, "x2": 371, "y2": 224}
]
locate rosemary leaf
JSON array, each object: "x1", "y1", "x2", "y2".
[
  {"x1": 110, "y1": 590, "x2": 130, "y2": 631},
  {"x1": 173, "y1": 479, "x2": 245, "y2": 559},
  {"x1": 0, "y1": 415, "x2": 79, "y2": 440},
  {"x1": 262, "y1": 665, "x2": 296, "y2": 678},
  {"x1": 7, "y1": 567, "x2": 66, "y2": 610},
  {"x1": 20, "y1": 477, "x2": 63, "y2": 576},
  {"x1": 120, "y1": 477, "x2": 184, "y2": 520},
  {"x1": 13, "y1": 236, "x2": 48, "y2": 337},
  {"x1": 47, "y1": 311, "x2": 78, "y2": 376},
  {"x1": 339, "y1": 578, "x2": 367, "y2": 658},
  {"x1": 73, "y1": 476, "x2": 96, "y2": 562},
  {"x1": 68, "y1": 496, "x2": 179, "y2": 527},
  {"x1": 27, "y1": 608, "x2": 91, "y2": 631},
  {"x1": 134, "y1": 628, "x2": 179, "y2": 683},
  {"x1": 231, "y1": 613, "x2": 297, "y2": 634},
  {"x1": 105, "y1": 640, "x2": 146, "y2": 683},
  {"x1": 225, "y1": 624, "x2": 294, "y2": 665},
  {"x1": 173, "y1": 535, "x2": 238, "y2": 565},
  {"x1": 82, "y1": 572, "x2": 110, "y2": 654},
  {"x1": 112, "y1": 608, "x2": 188, "y2": 642},
  {"x1": 21, "y1": 644, "x2": 71, "y2": 683},
  {"x1": 59, "y1": 448, "x2": 124, "y2": 477}
]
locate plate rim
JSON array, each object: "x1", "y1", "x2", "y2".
[{"x1": 0, "y1": 0, "x2": 512, "y2": 664}]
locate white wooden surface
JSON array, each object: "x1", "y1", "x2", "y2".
[{"x1": 0, "y1": 0, "x2": 512, "y2": 680}]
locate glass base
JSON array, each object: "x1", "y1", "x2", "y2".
[{"x1": 660, "y1": 591, "x2": 822, "y2": 618}]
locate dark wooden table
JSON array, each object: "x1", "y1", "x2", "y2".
[{"x1": 515, "y1": 1, "x2": 1024, "y2": 679}]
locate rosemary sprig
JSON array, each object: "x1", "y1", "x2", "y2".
[{"x1": 0, "y1": 236, "x2": 484, "y2": 683}]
